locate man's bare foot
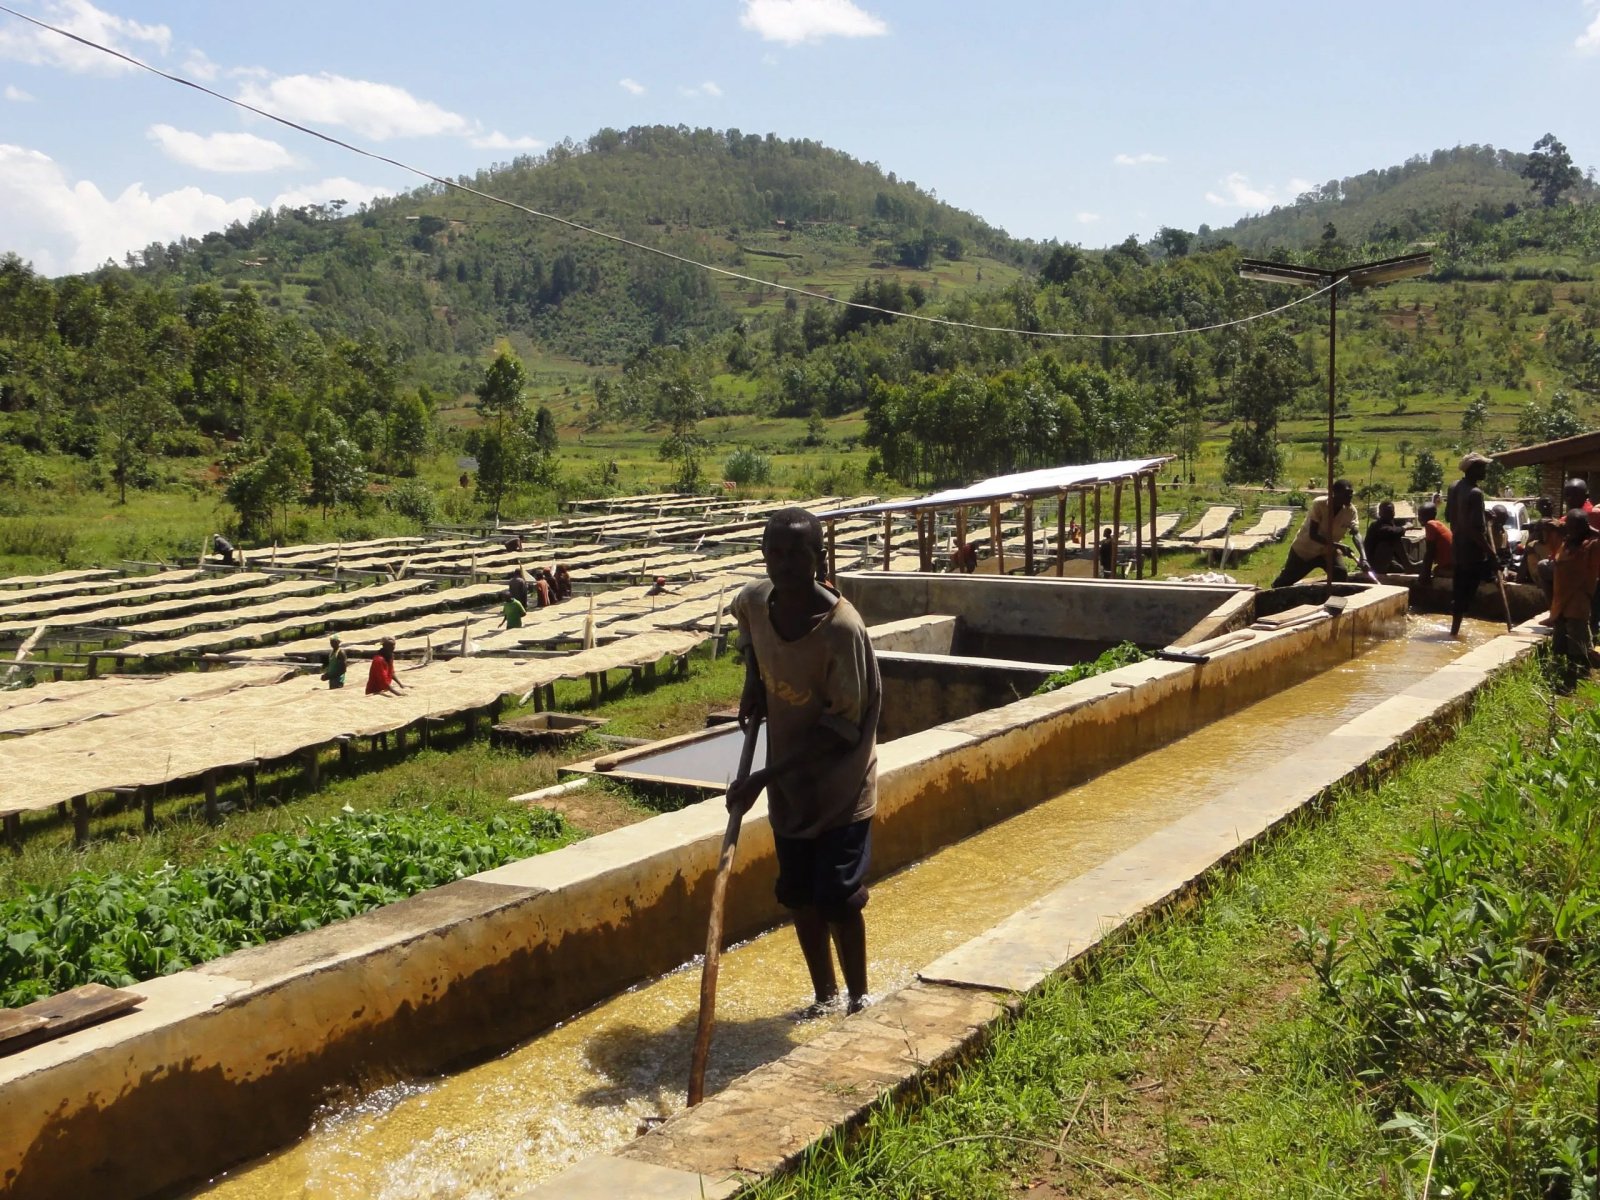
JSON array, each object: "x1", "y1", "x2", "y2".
[{"x1": 846, "y1": 993, "x2": 872, "y2": 1015}]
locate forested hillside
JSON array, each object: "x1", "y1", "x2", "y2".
[{"x1": 2, "y1": 129, "x2": 1599, "y2": 573}]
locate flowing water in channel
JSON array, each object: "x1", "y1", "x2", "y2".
[{"x1": 197, "y1": 617, "x2": 1496, "y2": 1200}]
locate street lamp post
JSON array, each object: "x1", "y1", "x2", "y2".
[{"x1": 1238, "y1": 252, "x2": 1432, "y2": 497}]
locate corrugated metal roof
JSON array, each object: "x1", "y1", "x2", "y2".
[
  {"x1": 823, "y1": 457, "x2": 1174, "y2": 518},
  {"x1": 1493, "y1": 430, "x2": 1600, "y2": 468}
]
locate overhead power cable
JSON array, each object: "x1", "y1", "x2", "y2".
[{"x1": 1, "y1": 3, "x2": 1337, "y2": 340}]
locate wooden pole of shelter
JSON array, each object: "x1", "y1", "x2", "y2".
[
  {"x1": 918, "y1": 511, "x2": 932, "y2": 572},
  {"x1": 1133, "y1": 475, "x2": 1144, "y2": 579},
  {"x1": 825, "y1": 519, "x2": 837, "y2": 583},
  {"x1": 1055, "y1": 492, "x2": 1067, "y2": 577},
  {"x1": 1111, "y1": 481, "x2": 1124, "y2": 579},
  {"x1": 1148, "y1": 473, "x2": 1159, "y2": 576},
  {"x1": 1078, "y1": 492, "x2": 1088, "y2": 548},
  {"x1": 1092, "y1": 487, "x2": 1103, "y2": 577},
  {"x1": 989, "y1": 502, "x2": 1003, "y2": 575},
  {"x1": 1023, "y1": 500, "x2": 1035, "y2": 575},
  {"x1": 955, "y1": 507, "x2": 967, "y2": 561},
  {"x1": 882, "y1": 513, "x2": 893, "y2": 571}
]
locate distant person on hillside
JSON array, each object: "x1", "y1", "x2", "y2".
[
  {"x1": 1363, "y1": 501, "x2": 1414, "y2": 575},
  {"x1": 1097, "y1": 528, "x2": 1116, "y2": 577},
  {"x1": 211, "y1": 534, "x2": 236, "y2": 566},
  {"x1": 319, "y1": 635, "x2": 347, "y2": 690},
  {"x1": 366, "y1": 636, "x2": 407, "y2": 697},
  {"x1": 1270, "y1": 480, "x2": 1355, "y2": 589},
  {"x1": 1418, "y1": 502, "x2": 1453, "y2": 587},
  {"x1": 1544, "y1": 511, "x2": 1600, "y2": 685},
  {"x1": 1446, "y1": 453, "x2": 1496, "y2": 637}
]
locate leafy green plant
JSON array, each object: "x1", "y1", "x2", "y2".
[
  {"x1": 0, "y1": 805, "x2": 567, "y2": 1006},
  {"x1": 1034, "y1": 641, "x2": 1149, "y2": 695}
]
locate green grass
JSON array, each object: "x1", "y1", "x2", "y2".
[{"x1": 749, "y1": 661, "x2": 1569, "y2": 1200}]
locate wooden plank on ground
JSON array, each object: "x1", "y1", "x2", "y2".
[{"x1": 0, "y1": 983, "x2": 143, "y2": 1056}]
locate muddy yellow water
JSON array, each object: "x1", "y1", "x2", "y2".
[{"x1": 199, "y1": 617, "x2": 1494, "y2": 1200}]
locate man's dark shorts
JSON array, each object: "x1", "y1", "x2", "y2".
[
  {"x1": 1452, "y1": 558, "x2": 1495, "y2": 616},
  {"x1": 773, "y1": 818, "x2": 872, "y2": 920}
]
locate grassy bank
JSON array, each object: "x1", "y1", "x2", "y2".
[{"x1": 751, "y1": 661, "x2": 1595, "y2": 1200}]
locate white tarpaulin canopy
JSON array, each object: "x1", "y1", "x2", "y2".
[{"x1": 824, "y1": 457, "x2": 1175, "y2": 517}]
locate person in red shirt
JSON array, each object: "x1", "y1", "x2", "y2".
[
  {"x1": 1418, "y1": 501, "x2": 1453, "y2": 586},
  {"x1": 1545, "y1": 511, "x2": 1600, "y2": 684},
  {"x1": 365, "y1": 636, "x2": 406, "y2": 696}
]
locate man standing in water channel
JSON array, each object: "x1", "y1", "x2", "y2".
[{"x1": 728, "y1": 508, "x2": 882, "y2": 1016}]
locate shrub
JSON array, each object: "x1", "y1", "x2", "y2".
[
  {"x1": 723, "y1": 447, "x2": 773, "y2": 486},
  {"x1": 384, "y1": 478, "x2": 439, "y2": 526}
]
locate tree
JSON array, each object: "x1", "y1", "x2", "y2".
[
  {"x1": 1460, "y1": 391, "x2": 1489, "y2": 445},
  {"x1": 474, "y1": 350, "x2": 527, "y2": 433},
  {"x1": 1522, "y1": 133, "x2": 1582, "y2": 208},
  {"x1": 306, "y1": 434, "x2": 367, "y2": 518},
  {"x1": 225, "y1": 440, "x2": 310, "y2": 537},
  {"x1": 1222, "y1": 329, "x2": 1301, "y2": 485},
  {"x1": 1408, "y1": 448, "x2": 1444, "y2": 494},
  {"x1": 657, "y1": 373, "x2": 707, "y2": 491},
  {"x1": 1155, "y1": 227, "x2": 1192, "y2": 259},
  {"x1": 473, "y1": 351, "x2": 529, "y2": 519},
  {"x1": 386, "y1": 392, "x2": 432, "y2": 475}
]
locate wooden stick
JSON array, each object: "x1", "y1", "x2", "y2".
[{"x1": 687, "y1": 714, "x2": 763, "y2": 1107}]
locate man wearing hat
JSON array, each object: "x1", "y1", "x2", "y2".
[
  {"x1": 319, "y1": 635, "x2": 347, "y2": 690},
  {"x1": 1446, "y1": 452, "x2": 1496, "y2": 637}
]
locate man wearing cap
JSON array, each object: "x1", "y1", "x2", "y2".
[
  {"x1": 320, "y1": 635, "x2": 347, "y2": 689},
  {"x1": 1446, "y1": 452, "x2": 1496, "y2": 637},
  {"x1": 366, "y1": 636, "x2": 406, "y2": 696},
  {"x1": 1271, "y1": 479, "x2": 1357, "y2": 589}
]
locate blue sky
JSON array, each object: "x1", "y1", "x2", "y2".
[{"x1": 3, "y1": 0, "x2": 1599, "y2": 274}]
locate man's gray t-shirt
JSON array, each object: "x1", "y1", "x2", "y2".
[{"x1": 732, "y1": 581, "x2": 880, "y2": 839}]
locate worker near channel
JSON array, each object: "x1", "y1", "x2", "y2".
[
  {"x1": 1270, "y1": 479, "x2": 1356, "y2": 588},
  {"x1": 1447, "y1": 452, "x2": 1496, "y2": 638},
  {"x1": 728, "y1": 508, "x2": 881, "y2": 1017},
  {"x1": 1097, "y1": 527, "x2": 1116, "y2": 578},
  {"x1": 1363, "y1": 500, "x2": 1414, "y2": 575},
  {"x1": 1417, "y1": 501, "x2": 1453, "y2": 587},
  {"x1": 1544, "y1": 510, "x2": 1600, "y2": 685}
]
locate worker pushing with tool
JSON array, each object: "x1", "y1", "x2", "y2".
[{"x1": 728, "y1": 507, "x2": 882, "y2": 1018}]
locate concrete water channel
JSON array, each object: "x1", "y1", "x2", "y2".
[{"x1": 0, "y1": 573, "x2": 1541, "y2": 1200}]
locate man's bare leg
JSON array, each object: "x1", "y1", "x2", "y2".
[
  {"x1": 793, "y1": 905, "x2": 837, "y2": 1006},
  {"x1": 829, "y1": 910, "x2": 868, "y2": 1012}
]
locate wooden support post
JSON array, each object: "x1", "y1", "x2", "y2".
[
  {"x1": 1092, "y1": 487, "x2": 1103, "y2": 574},
  {"x1": 337, "y1": 738, "x2": 352, "y2": 772},
  {"x1": 86, "y1": 653, "x2": 99, "y2": 679},
  {"x1": 1079, "y1": 491, "x2": 1088, "y2": 548},
  {"x1": 590, "y1": 672, "x2": 601, "y2": 706},
  {"x1": 423, "y1": 717, "x2": 445, "y2": 748},
  {"x1": 1023, "y1": 500, "x2": 1035, "y2": 575},
  {"x1": 4, "y1": 812, "x2": 21, "y2": 853},
  {"x1": 955, "y1": 507, "x2": 967, "y2": 562},
  {"x1": 1149, "y1": 471, "x2": 1160, "y2": 576},
  {"x1": 1134, "y1": 474, "x2": 1145, "y2": 579},
  {"x1": 203, "y1": 773, "x2": 219, "y2": 826},
  {"x1": 245, "y1": 762, "x2": 258, "y2": 807},
  {"x1": 304, "y1": 747, "x2": 321, "y2": 788},
  {"x1": 989, "y1": 501, "x2": 1003, "y2": 575},
  {"x1": 882, "y1": 512, "x2": 893, "y2": 571},
  {"x1": 72, "y1": 796, "x2": 90, "y2": 845},
  {"x1": 545, "y1": 682, "x2": 556, "y2": 709},
  {"x1": 1055, "y1": 493, "x2": 1067, "y2": 577},
  {"x1": 826, "y1": 519, "x2": 837, "y2": 583},
  {"x1": 630, "y1": 666, "x2": 643, "y2": 690},
  {"x1": 1111, "y1": 481, "x2": 1124, "y2": 579},
  {"x1": 142, "y1": 788, "x2": 155, "y2": 831},
  {"x1": 394, "y1": 727, "x2": 406, "y2": 754},
  {"x1": 646, "y1": 660, "x2": 657, "y2": 682}
]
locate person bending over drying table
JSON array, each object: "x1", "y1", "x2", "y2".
[
  {"x1": 1447, "y1": 453, "x2": 1496, "y2": 638},
  {"x1": 728, "y1": 507, "x2": 882, "y2": 1018},
  {"x1": 1271, "y1": 479, "x2": 1356, "y2": 589},
  {"x1": 320, "y1": 635, "x2": 347, "y2": 690},
  {"x1": 365, "y1": 636, "x2": 407, "y2": 697}
]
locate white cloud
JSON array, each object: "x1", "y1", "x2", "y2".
[
  {"x1": 1205, "y1": 172, "x2": 1284, "y2": 209},
  {"x1": 680, "y1": 80, "x2": 723, "y2": 97},
  {"x1": 270, "y1": 176, "x2": 393, "y2": 213},
  {"x1": 469, "y1": 130, "x2": 543, "y2": 151},
  {"x1": 0, "y1": 143, "x2": 259, "y2": 274},
  {"x1": 618, "y1": 77, "x2": 645, "y2": 95},
  {"x1": 236, "y1": 73, "x2": 470, "y2": 140},
  {"x1": 739, "y1": 0, "x2": 887, "y2": 45},
  {"x1": 0, "y1": 0, "x2": 169, "y2": 74},
  {"x1": 4, "y1": 83, "x2": 33, "y2": 101},
  {"x1": 1113, "y1": 152, "x2": 1166, "y2": 167},
  {"x1": 1075, "y1": 212, "x2": 1101, "y2": 224},
  {"x1": 147, "y1": 124, "x2": 297, "y2": 172},
  {"x1": 1578, "y1": 9, "x2": 1600, "y2": 53},
  {"x1": 182, "y1": 49, "x2": 218, "y2": 80}
]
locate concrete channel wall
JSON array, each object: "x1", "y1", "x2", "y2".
[{"x1": 0, "y1": 583, "x2": 1402, "y2": 1200}]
